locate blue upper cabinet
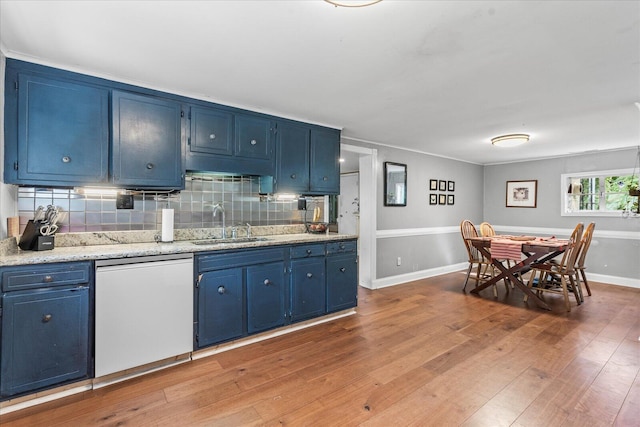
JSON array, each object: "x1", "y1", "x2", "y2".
[
  {"x1": 275, "y1": 121, "x2": 311, "y2": 193},
  {"x1": 112, "y1": 91, "x2": 184, "y2": 189},
  {"x1": 266, "y1": 122, "x2": 340, "y2": 195},
  {"x1": 4, "y1": 59, "x2": 337, "y2": 189},
  {"x1": 235, "y1": 114, "x2": 273, "y2": 161},
  {"x1": 310, "y1": 128, "x2": 340, "y2": 195},
  {"x1": 4, "y1": 72, "x2": 109, "y2": 186},
  {"x1": 189, "y1": 106, "x2": 234, "y2": 156},
  {"x1": 185, "y1": 108, "x2": 274, "y2": 176}
]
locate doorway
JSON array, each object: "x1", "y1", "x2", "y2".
[{"x1": 340, "y1": 143, "x2": 376, "y2": 289}]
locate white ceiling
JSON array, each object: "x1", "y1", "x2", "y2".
[{"x1": 1, "y1": 0, "x2": 638, "y2": 166}]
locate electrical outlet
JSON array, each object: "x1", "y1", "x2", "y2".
[
  {"x1": 116, "y1": 194, "x2": 134, "y2": 209},
  {"x1": 397, "y1": 257, "x2": 402, "y2": 266}
]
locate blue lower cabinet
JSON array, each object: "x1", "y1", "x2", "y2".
[
  {"x1": 196, "y1": 268, "x2": 244, "y2": 347},
  {"x1": 290, "y1": 257, "x2": 326, "y2": 322},
  {"x1": 247, "y1": 262, "x2": 285, "y2": 334},
  {"x1": 1, "y1": 287, "x2": 90, "y2": 397},
  {"x1": 326, "y1": 252, "x2": 358, "y2": 313}
]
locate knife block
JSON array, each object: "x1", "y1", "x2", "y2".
[{"x1": 18, "y1": 220, "x2": 55, "y2": 251}]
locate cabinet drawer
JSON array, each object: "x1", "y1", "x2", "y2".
[
  {"x1": 326, "y1": 240, "x2": 357, "y2": 255},
  {"x1": 291, "y1": 243, "x2": 325, "y2": 258},
  {"x1": 197, "y1": 248, "x2": 285, "y2": 272},
  {"x1": 1, "y1": 262, "x2": 92, "y2": 292}
]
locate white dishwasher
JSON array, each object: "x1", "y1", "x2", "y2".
[{"x1": 95, "y1": 253, "x2": 193, "y2": 378}]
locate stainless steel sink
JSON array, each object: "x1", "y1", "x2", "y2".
[{"x1": 190, "y1": 237, "x2": 269, "y2": 245}]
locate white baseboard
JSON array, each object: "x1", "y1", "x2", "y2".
[
  {"x1": 371, "y1": 262, "x2": 468, "y2": 289},
  {"x1": 370, "y1": 263, "x2": 639, "y2": 290}
]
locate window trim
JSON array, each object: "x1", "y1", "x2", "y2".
[{"x1": 560, "y1": 168, "x2": 636, "y2": 217}]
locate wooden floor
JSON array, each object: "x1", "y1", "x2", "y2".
[{"x1": 2, "y1": 272, "x2": 639, "y2": 426}]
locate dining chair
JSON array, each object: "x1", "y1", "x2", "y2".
[
  {"x1": 574, "y1": 222, "x2": 595, "y2": 299},
  {"x1": 460, "y1": 220, "x2": 502, "y2": 296},
  {"x1": 479, "y1": 222, "x2": 496, "y2": 237},
  {"x1": 526, "y1": 223, "x2": 584, "y2": 312}
]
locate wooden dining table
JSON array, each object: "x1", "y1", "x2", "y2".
[{"x1": 466, "y1": 236, "x2": 569, "y2": 310}]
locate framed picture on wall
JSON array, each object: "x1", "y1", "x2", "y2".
[
  {"x1": 429, "y1": 194, "x2": 437, "y2": 205},
  {"x1": 506, "y1": 180, "x2": 538, "y2": 208},
  {"x1": 447, "y1": 194, "x2": 454, "y2": 205},
  {"x1": 429, "y1": 179, "x2": 438, "y2": 191},
  {"x1": 438, "y1": 194, "x2": 447, "y2": 205},
  {"x1": 439, "y1": 180, "x2": 446, "y2": 191},
  {"x1": 448, "y1": 181, "x2": 455, "y2": 192}
]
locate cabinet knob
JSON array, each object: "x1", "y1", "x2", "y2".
[
  {"x1": 43, "y1": 275, "x2": 54, "y2": 283},
  {"x1": 290, "y1": 174, "x2": 296, "y2": 179},
  {"x1": 146, "y1": 163, "x2": 154, "y2": 170},
  {"x1": 209, "y1": 133, "x2": 216, "y2": 140},
  {"x1": 323, "y1": 176, "x2": 328, "y2": 181},
  {"x1": 250, "y1": 139, "x2": 258, "y2": 146},
  {"x1": 62, "y1": 156, "x2": 71, "y2": 163},
  {"x1": 340, "y1": 267, "x2": 346, "y2": 273},
  {"x1": 264, "y1": 279, "x2": 271, "y2": 286},
  {"x1": 307, "y1": 273, "x2": 313, "y2": 278},
  {"x1": 217, "y1": 286, "x2": 226, "y2": 294},
  {"x1": 42, "y1": 314, "x2": 52, "y2": 323},
  {"x1": 306, "y1": 249, "x2": 312, "y2": 255},
  {"x1": 340, "y1": 244, "x2": 345, "y2": 249}
]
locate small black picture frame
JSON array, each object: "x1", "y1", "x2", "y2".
[
  {"x1": 429, "y1": 179, "x2": 438, "y2": 191},
  {"x1": 448, "y1": 181, "x2": 455, "y2": 192},
  {"x1": 429, "y1": 194, "x2": 437, "y2": 205},
  {"x1": 438, "y1": 194, "x2": 447, "y2": 205},
  {"x1": 438, "y1": 180, "x2": 447, "y2": 191},
  {"x1": 447, "y1": 194, "x2": 455, "y2": 205}
]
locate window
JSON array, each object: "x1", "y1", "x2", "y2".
[{"x1": 561, "y1": 169, "x2": 638, "y2": 216}]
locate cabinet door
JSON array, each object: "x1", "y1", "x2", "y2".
[
  {"x1": 1, "y1": 287, "x2": 89, "y2": 397},
  {"x1": 15, "y1": 74, "x2": 109, "y2": 185},
  {"x1": 197, "y1": 268, "x2": 243, "y2": 347},
  {"x1": 310, "y1": 128, "x2": 340, "y2": 194},
  {"x1": 235, "y1": 114, "x2": 273, "y2": 160},
  {"x1": 246, "y1": 261, "x2": 285, "y2": 334},
  {"x1": 275, "y1": 122, "x2": 310, "y2": 193},
  {"x1": 189, "y1": 106, "x2": 233, "y2": 156},
  {"x1": 326, "y1": 253, "x2": 358, "y2": 313},
  {"x1": 112, "y1": 90, "x2": 183, "y2": 189},
  {"x1": 290, "y1": 257, "x2": 326, "y2": 322}
]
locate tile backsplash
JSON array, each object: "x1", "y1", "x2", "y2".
[{"x1": 18, "y1": 172, "x2": 323, "y2": 233}]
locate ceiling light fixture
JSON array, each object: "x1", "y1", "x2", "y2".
[
  {"x1": 325, "y1": 0, "x2": 382, "y2": 7},
  {"x1": 491, "y1": 134, "x2": 530, "y2": 148}
]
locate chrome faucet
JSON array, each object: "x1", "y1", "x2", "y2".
[
  {"x1": 212, "y1": 203, "x2": 226, "y2": 238},
  {"x1": 246, "y1": 223, "x2": 252, "y2": 238}
]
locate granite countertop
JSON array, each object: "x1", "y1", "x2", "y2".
[{"x1": 0, "y1": 228, "x2": 357, "y2": 266}]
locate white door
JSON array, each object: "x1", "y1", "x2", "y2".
[{"x1": 338, "y1": 172, "x2": 359, "y2": 236}]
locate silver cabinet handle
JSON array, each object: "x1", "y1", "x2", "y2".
[
  {"x1": 307, "y1": 273, "x2": 313, "y2": 278},
  {"x1": 209, "y1": 133, "x2": 216, "y2": 140},
  {"x1": 264, "y1": 279, "x2": 271, "y2": 286},
  {"x1": 250, "y1": 139, "x2": 258, "y2": 145},
  {"x1": 306, "y1": 249, "x2": 312, "y2": 255},
  {"x1": 291, "y1": 174, "x2": 296, "y2": 179},
  {"x1": 340, "y1": 267, "x2": 346, "y2": 273},
  {"x1": 43, "y1": 275, "x2": 54, "y2": 283},
  {"x1": 62, "y1": 156, "x2": 71, "y2": 163},
  {"x1": 217, "y1": 286, "x2": 225, "y2": 294},
  {"x1": 323, "y1": 176, "x2": 328, "y2": 181},
  {"x1": 42, "y1": 314, "x2": 52, "y2": 322},
  {"x1": 146, "y1": 163, "x2": 154, "y2": 170}
]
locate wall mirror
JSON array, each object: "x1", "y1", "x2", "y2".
[{"x1": 384, "y1": 162, "x2": 407, "y2": 206}]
